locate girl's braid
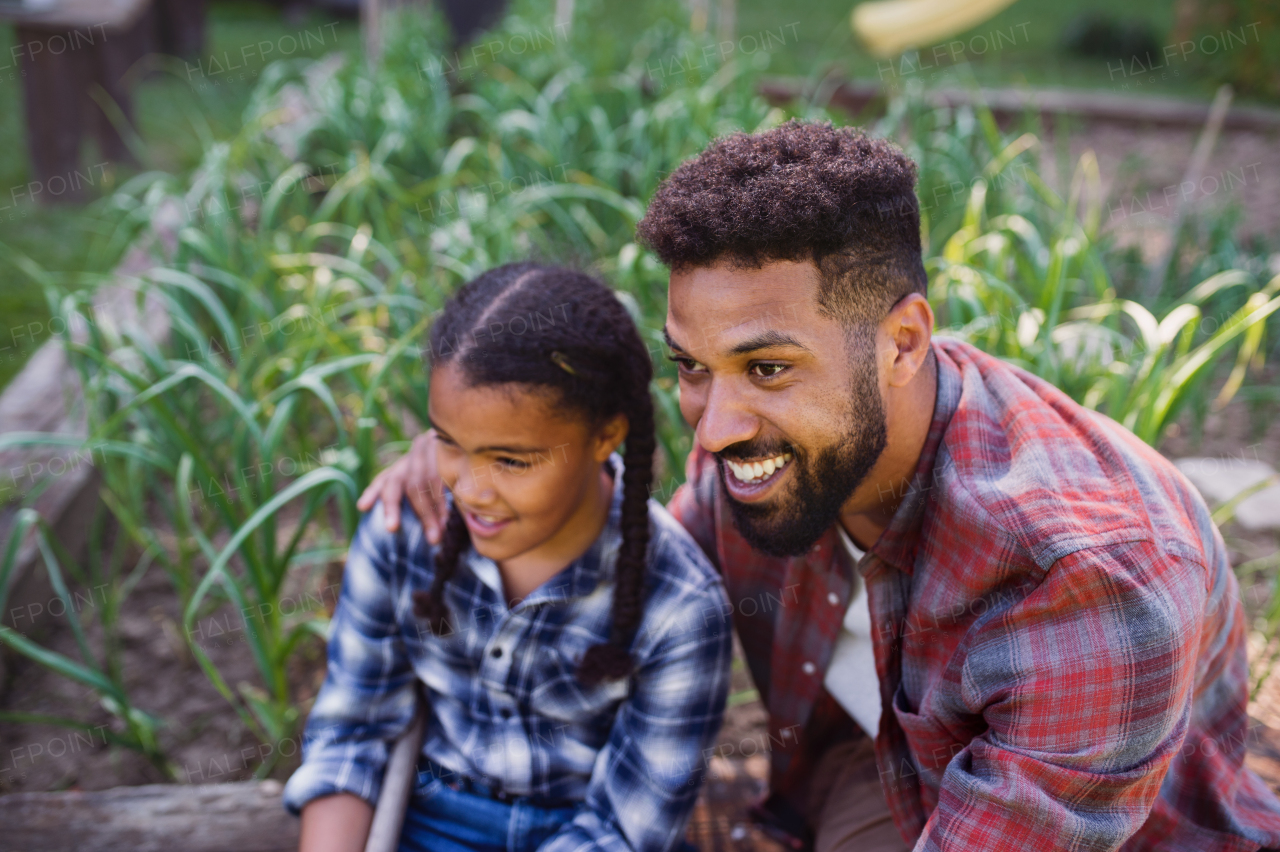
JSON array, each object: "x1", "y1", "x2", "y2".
[{"x1": 412, "y1": 504, "x2": 470, "y2": 636}]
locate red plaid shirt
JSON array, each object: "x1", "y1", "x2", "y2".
[{"x1": 668, "y1": 338, "x2": 1280, "y2": 851}]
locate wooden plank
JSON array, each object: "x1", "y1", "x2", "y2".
[
  {"x1": 759, "y1": 78, "x2": 1280, "y2": 132},
  {"x1": 361, "y1": 0, "x2": 382, "y2": 62},
  {"x1": 14, "y1": 23, "x2": 91, "y2": 201},
  {"x1": 12, "y1": 2, "x2": 149, "y2": 197},
  {"x1": 153, "y1": 0, "x2": 205, "y2": 60},
  {"x1": 0, "y1": 275, "x2": 170, "y2": 692},
  {"x1": 0, "y1": 780, "x2": 298, "y2": 852},
  {"x1": 4, "y1": 742, "x2": 1275, "y2": 851},
  {"x1": 85, "y1": 2, "x2": 149, "y2": 165},
  {"x1": 0, "y1": 761, "x2": 779, "y2": 852},
  {"x1": 363, "y1": 698, "x2": 426, "y2": 852}
]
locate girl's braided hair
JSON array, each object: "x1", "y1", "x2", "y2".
[{"x1": 412, "y1": 262, "x2": 656, "y2": 687}]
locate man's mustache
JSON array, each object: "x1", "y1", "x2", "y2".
[{"x1": 715, "y1": 439, "x2": 795, "y2": 464}]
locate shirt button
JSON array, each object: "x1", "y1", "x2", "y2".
[
  {"x1": 500, "y1": 708, "x2": 513, "y2": 719},
  {"x1": 827, "y1": 592, "x2": 839, "y2": 605},
  {"x1": 802, "y1": 661, "x2": 815, "y2": 675},
  {"x1": 490, "y1": 647, "x2": 503, "y2": 658}
]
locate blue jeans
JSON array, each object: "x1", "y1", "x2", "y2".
[
  {"x1": 397, "y1": 770, "x2": 578, "y2": 852},
  {"x1": 396, "y1": 767, "x2": 701, "y2": 852}
]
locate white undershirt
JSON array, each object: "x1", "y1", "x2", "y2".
[{"x1": 822, "y1": 527, "x2": 881, "y2": 738}]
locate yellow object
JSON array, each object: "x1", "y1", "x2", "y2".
[{"x1": 851, "y1": 0, "x2": 1021, "y2": 57}]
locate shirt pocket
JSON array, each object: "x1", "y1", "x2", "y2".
[
  {"x1": 891, "y1": 682, "x2": 966, "y2": 799},
  {"x1": 402, "y1": 609, "x2": 481, "y2": 677},
  {"x1": 528, "y1": 640, "x2": 630, "y2": 732}
]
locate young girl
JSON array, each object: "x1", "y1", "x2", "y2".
[{"x1": 284, "y1": 263, "x2": 732, "y2": 852}]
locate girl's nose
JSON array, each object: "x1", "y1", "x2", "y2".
[{"x1": 455, "y1": 462, "x2": 498, "y2": 503}]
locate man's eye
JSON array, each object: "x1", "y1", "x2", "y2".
[
  {"x1": 499, "y1": 457, "x2": 530, "y2": 470},
  {"x1": 669, "y1": 355, "x2": 708, "y2": 373},
  {"x1": 750, "y1": 363, "x2": 787, "y2": 378}
]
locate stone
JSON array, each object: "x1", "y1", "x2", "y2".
[{"x1": 1174, "y1": 457, "x2": 1280, "y2": 532}]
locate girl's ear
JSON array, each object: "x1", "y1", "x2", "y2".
[{"x1": 592, "y1": 414, "x2": 629, "y2": 463}]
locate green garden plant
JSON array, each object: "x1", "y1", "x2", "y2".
[
  {"x1": 926, "y1": 142, "x2": 1280, "y2": 445},
  {"x1": 0, "y1": 506, "x2": 172, "y2": 776},
  {"x1": 2, "y1": 0, "x2": 1276, "y2": 773}
]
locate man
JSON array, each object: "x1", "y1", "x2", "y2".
[{"x1": 360, "y1": 121, "x2": 1280, "y2": 851}]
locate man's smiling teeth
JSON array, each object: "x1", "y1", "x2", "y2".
[{"x1": 727, "y1": 452, "x2": 793, "y2": 484}]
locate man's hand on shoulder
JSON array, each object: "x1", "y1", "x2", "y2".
[{"x1": 356, "y1": 430, "x2": 448, "y2": 543}]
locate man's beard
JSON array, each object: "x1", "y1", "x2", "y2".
[{"x1": 720, "y1": 358, "x2": 887, "y2": 558}]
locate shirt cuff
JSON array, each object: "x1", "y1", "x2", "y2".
[{"x1": 282, "y1": 756, "x2": 384, "y2": 815}]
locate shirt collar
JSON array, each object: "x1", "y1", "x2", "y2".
[
  {"x1": 866, "y1": 342, "x2": 961, "y2": 575},
  {"x1": 462, "y1": 453, "x2": 626, "y2": 607}
]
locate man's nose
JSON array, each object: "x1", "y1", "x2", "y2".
[{"x1": 694, "y1": 379, "x2": 759, "y2": 454}]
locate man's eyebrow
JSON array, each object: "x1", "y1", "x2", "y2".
[
  {"x1": 727, "y1": 330, "x2": 811, "y2": 356},
  {"x1": 662, "y1": 326, "x2": 685, "y2": 353}
]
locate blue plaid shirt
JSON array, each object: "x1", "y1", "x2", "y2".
[{"x1": 285, "y1": 462, "x2": 733, "y2": 851}]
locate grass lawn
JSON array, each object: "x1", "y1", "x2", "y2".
[{"x1": 611, "y1": 0, "x2": 1226, "y2": 97}]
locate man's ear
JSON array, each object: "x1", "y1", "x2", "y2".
[
  {"x1": 882, "y1": 293, "x2": 934, "y2": 388},
  {"x1": 594, "y1": 414, "x2": 630, "y2": 462}
]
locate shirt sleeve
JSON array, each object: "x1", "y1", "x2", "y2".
[
  {"x1": 665, "y1": 444, "x2": 720, "y2": 572},
  {"x1": 283, "y1": 503, "x2": 418, "y2": 814},
  {"x1": 538, "y1": 576, "x2": 734, "y2": 852},
  {"x1": 910, "y1": 539, "x2": 1207, "y2": 851}
]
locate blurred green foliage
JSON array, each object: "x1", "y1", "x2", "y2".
[{"x1": 1172, "y1": 0, "x2": 1279, "y2": 101}]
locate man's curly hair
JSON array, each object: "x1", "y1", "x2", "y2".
[{"x1": 636, "y1": 120, "x2": 926, "y2": 326}]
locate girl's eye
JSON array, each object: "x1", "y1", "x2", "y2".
[
  {"x1": 751, "y1": 363, "x2": 787, "y2": 379},
  {"x1": 669, "y1": 355, "x2": 708, "y2": 374}
]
